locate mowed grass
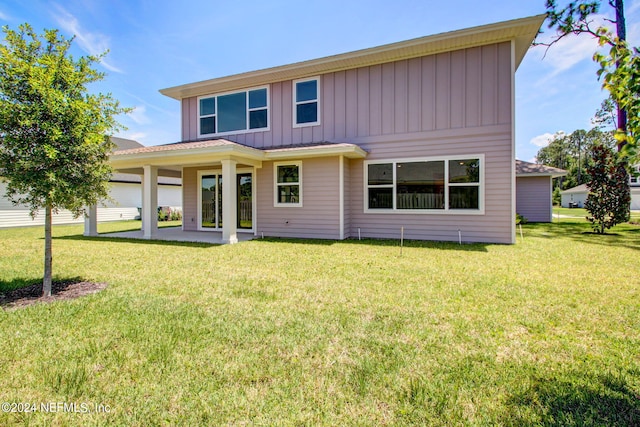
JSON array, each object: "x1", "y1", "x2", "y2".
[{"x1": 0, "y1": 218, "x2": 639, "y2": 426}]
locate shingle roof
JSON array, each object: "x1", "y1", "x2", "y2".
[
  {"x1": 516, "y1": 160, "x2": 567, "y2": 177},
  {"x1": 112, "y1": 139, "x2": 243, "y2": 156}
]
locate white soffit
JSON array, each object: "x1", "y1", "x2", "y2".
[{"x1": 160, "y1": 14, "x2": 545, "y2": 100}]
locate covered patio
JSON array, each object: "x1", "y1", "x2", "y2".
[
  {"x1": 98, "y1": 227, "x2": 255, "y2": 244},
  {"x1": 84, "y1": 138, "x2": 366, "y2": 244}
]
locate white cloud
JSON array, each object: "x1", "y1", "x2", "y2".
[
  {"x1": 0, "y1": 9, "x2": 10, "y2": 21},
  {"x1": 128, "y1": 105, "x2": 151, "y2": 125},
  {"x1": 530, "y1": 131, "x2": 564, "y2": 148},
  {"x1": 51, "y1": 5, "x2": 122, "y2": 73}
]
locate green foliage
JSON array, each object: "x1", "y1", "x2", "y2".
[
  {"x1": 584, "y1": 144, "x2": 631, "y2": 233},
  {"x1": 536, "y1": 128, "x2": 615, "y2": 189},
  {"x1": 0, "y1": 23, "x2": 129, "y2": 217},
  {"x1": 595, "y1": 38, "x2": 640, "y2": 160},
  {"x1": 552, "y1": 186, "x2": 562, "y2": 205},
  {"x1": 542, "y1": 1, "x2": 638, "y2": 160},
  {"x1": 516, "y1": 213, "x2": 528, "y2": 224}
]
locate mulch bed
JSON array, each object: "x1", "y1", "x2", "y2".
[{"x1": 0, "y1": 281, "x2": 107, "y2": 310}]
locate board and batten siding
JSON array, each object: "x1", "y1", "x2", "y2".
[
  {"x1": 516, "y1": 176, "x2": 553, "y2": 222},
  {"x1": 181, "y1": 42, "x2": 513, "y2": 147},
  {"x1": 256, "y1": 158, "x2": 341, "y2": 239}
]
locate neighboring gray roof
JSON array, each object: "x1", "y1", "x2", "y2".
[
  {"x1": 110, "y1": 136, "x2": 144, "y2": 151},
  {"x1": 516, "y1": 160, "x2": 567, "y2": 177},
  {"x1": 561, "y1": 184, "x2": 588, "y2": 195}
]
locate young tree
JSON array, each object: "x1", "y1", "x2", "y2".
[
  {"x1": 584, "y1": 144, "x2": 630, "y2": 233},
  {"x1": 0, "y1": 24, "x2": 128, "y2": 296}
]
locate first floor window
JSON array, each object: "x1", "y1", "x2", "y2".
[
  {"x1": 275, "y1": 162, "x2": 302, "y2": 206},
  {"x1": 366, "y1": 156, "x2": 482, "y2": 212}
]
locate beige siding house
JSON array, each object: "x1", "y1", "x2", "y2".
[{"x1": 107, "y1": 15, "x2": 545, "y2": 244}]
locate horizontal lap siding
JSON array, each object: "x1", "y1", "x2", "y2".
[
  {"x1": 182, "y1": 167, "x2": 198, "y2": 231},
  {"x1": 516, "y1": 176, "x2": 552, "y2": 222},
  {"x1": 349, "y1": 125, "x2": 514, "y2": 244},
  {"x1": 256, "y1": 158, "x2": 341, "y2": 239}
]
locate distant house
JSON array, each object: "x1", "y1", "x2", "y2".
[
  {"x1": 561, "y1": 166, "x2": 640, "y2": 210},
  {"x1": 105, "y1": 15, "x2": 545, "y2": 244},
  {"x1": 0, "y1": 137, "x2": 182, "y2": 228},
  {"x1": 516, "y1": 160, "x2": 567, "y2": 222}
]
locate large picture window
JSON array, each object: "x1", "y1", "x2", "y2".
[
  {"x1": 365, "y1": 156, "x2": 483, "y2": 213},
  {"x1": 293, "y1": 77, "x2": 320, "y2": 127},
  {"x1": 274, "y1": 162, "x2": 302, "y2": 207},
  {"x1": 198, "y1": 86, "x2": 269, "y2": 136}
]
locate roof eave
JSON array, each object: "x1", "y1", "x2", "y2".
[{"x1": 160, "y1": 14, "x2": 545, "y2": 100}]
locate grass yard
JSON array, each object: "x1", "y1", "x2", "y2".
[{"x1": 0, "y1": 218, "x2": 639, "y2": 426}]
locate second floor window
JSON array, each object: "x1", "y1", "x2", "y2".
[
  {"x1": 199, "y1": 87, "x2": 269, "y2": 136},
  {"x1": 293, "y1": 77, "x2": 320, "y2": 127}
]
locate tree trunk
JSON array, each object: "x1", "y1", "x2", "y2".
[
  {"x1": 615, "y1": 0, "x2": 628, "y2": 151},
  {"x1": 43, "y1": 203, "x2": 52, "y2": 297}
]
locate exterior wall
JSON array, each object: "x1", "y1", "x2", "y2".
[
  {"x1": 256, "y1": 157, "x2": 341, "y2": 239},
  {"x1": 182, "y1": 167, "x2": 199, "y2": 231},
  {"x1": 561, "y1": 191, "x2": 587, "y2": 209},
  {"x1": 179, "y1": 41, "x2": 515, "y2": 243},
  {"x1": 516, "y1": 176, "x2": 552, "y2": 222},
  {"x1": 348, "y1": 125, "x2": 514, "y2": 243},
  {"x1": 0, "y1": 181, "x2": 181, "y2": 228},
  {"x1": 182, "y1": 43, "x2": 513, "y2": 148}
]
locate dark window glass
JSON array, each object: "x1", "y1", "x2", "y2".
[
  {"x1": 200, "y1": 97, "x2": 215, "y2": 116},
  {"x1": 296, "y1": 80, "x2": 317, "y2": 102},
  {"x1": 449, "y1": 186, "x2": 479, "y2": 209},
  {"x1": 278, "y1": 185, "x2": 300, "y2": 203},
  {"x1": 277, "y1": 165, "x2": 299, "y2": 183},
  {"x1": 200, "y1": 117, "x2": 216, "y2": 135},
  {"x1": 368, "y1": 163, "x2": 393, "y2": 185},
  {"x1": 249, "y1": 109, "x2": 267, "y2": 129},
  {"x1": 368, "y1": 188, "x2": 393, "y2": 209},
  {"x1": 296, "y1": 103, "x2": 317, "y2": 124},
  {"x1": 249, "y1": 89, "x2": 267, "y2": 109},
  {"x1": 217, "y1": 92, "x2": 247, "y2": 133},
  {"x1": 449, "y1": 159, "x2": 480, "y2": 183},
  {"x1": 396, "y1": 161, "x2": 444, "y2": 209}
]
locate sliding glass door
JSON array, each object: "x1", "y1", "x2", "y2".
[{"x1": 200, "y1": 171, "x2": 252, "y2": 231}]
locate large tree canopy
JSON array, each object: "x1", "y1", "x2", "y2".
[{"x1": 0, "y1": 23, "x2": 129, "y2": 296}]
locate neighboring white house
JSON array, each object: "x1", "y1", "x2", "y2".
[
  {"x1": 561, "y1": 166, "x2": 640, "y2": 210},
  {"x1": 0, "y1": 137, "x2": 182, "y2": 228}
]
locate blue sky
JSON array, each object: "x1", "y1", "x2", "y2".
[{"x1": 1, "y1": 0, "x2": 639, "y2": 162}]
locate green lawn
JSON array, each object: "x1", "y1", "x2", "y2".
[{"x1": 0, "y1": 219, "x2": 639, "y2": 425}]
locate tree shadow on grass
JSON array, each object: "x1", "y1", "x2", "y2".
[
  {"x1": 526, "y1": 222, "x2": 640, "y2": 252},
  {"x1": 0, "y1": 276, "x2": 107, "y2": 309},
  {"x1": 54, "y1": 234, "x2": 218, "y2": 248},
  {"x1": 503, "y1": 371, "x2": 640, "y2": 426}
]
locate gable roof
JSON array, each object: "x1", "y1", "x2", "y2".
[
  {"x1": 561, "y1": 184, "x2": 588, "y2": 194},
  {"x1": 516, "y1": 160, "x2": 567, "y2": 177},
  {"x1": 160, "y1": 14, "x2": 545, "y2": 100}
]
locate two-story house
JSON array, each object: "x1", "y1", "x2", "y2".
[{"x1": 107, "y1": 15, "x2": 545, "y2": 244}]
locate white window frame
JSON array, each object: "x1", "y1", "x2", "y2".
[
  {"x1": 363, "y1": 155, "x2": 485, "y2": 215},
  {"x1": 292, "y1": 77, "x2": 320, "y2": 128},
  {"x1": 197, "y1": 85, "x2": 270, "y2": 138},
  {"x1": 274, "y1": 161, "x2": 303, "y2": 207}
]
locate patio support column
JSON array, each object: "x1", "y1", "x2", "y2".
[
  {"x1": 221, "y1": 158, "x2": 238, "y2": 244},
  {"x1": 83, "y1": 205, "x2": 98, "y2": 237},
  {"x1": 142, "y1": 165, "x2": 158, "y2": 239}
]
